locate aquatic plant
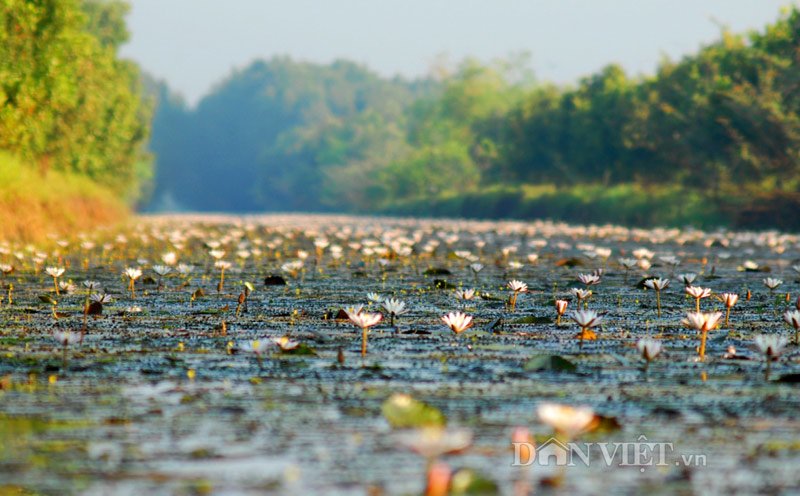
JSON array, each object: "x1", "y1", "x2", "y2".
[
  {"x1": 123, "y1": 267, "x2": 142, "y2": 299},
  {"x1": 720, "y1": 292, "x2": 738, "y2": 327},
  {"x1": 644, "y1": 278, "x2": 669, "y2": 318},
  {"x1": 682, "y1": 311, "x2": 722, "y2": 360},
  {"x1": 555, "y1": 299, "x2": 568, "y2": 326},
  {"x1": 570, "y1": 309, "x2": 602, "y2": 346},
  {"x1": 684, "y1": 286, "x2": 712, "y2": 312},
  {"x1": 441, "y1": 311, "x2": 474, "y2": 335},
  {"x1": 636, "y1": 337, "x2": 663, "y2": 373},
  {"x1": 382, "y1": 298, "x2": 409, "y2": 327},
  {"x1": 345, "y1": 306, "x2": 383, "y2": 356},
  {"x1": 45, "y1": 266, "x2": 65, "y2": 295},
  {"x1": 753, "y1": 334, "x2": 787, "y2": 380},
  {"x1": 506, "y1": 280, "x2": 527, "y2": 311}
]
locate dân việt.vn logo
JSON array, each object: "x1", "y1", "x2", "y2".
[{"x1": 512, "y1": 435, "x2": 707, "y2": 471}]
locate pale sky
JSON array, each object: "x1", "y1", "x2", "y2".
[{"x1": 120, "y1": 0, "x2": 794, "y2": 106}]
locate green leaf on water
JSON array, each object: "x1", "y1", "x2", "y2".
[
  {"x1": 508, "y1": 316, "x2": 552, "y2": 324},
  {"x1": 38, "y1": 294, "x2": 57, "y2": 306},
  {"x1": 523, "y1": 355, "x2": 577, "y2": 372},
  {"x1": 449, "y1": 468, "x2": 499, "y2": 494},
  {"x1": 381, "y1": 393, "x2": 446, "y2": 428},
  {"x1": 279, "y1": 343, "x2": 316, "y2": 356},
  {"x1": 424, "y1": 267, "x2": 452, "y2": 276}
]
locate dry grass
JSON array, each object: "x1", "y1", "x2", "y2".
[{"x1": 0, "y1": 153, "x2": 128, "y2": 242}]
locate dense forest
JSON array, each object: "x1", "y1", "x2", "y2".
[
  {"x1": 0, "y1": 0, "x2": 151, "y2": 239},
  {"x1": 146, "y1": 6, "x2": 800, "y2": 229},
  {"x1": 0, "y1": 0, "x2": 152, "y2": 200}
]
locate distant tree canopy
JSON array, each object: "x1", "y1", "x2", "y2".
[
  {"x1": 146, "y1": 7, "x2": 800, "y2": 227},
  {"x1": 0, "y1": 0, "x2": 152, "y2": 201}
]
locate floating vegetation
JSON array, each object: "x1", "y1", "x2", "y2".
[{"x1": 0, "y1": 214, "x2": 797, "y2": 494}]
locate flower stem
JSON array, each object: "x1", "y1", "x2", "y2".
[
  {"x1": 699, "y1": 330, "x2": 708, "y2": 360},
  {"x1": 361, "y1": 326, "x2": 368, "y2": 356},
  {"x1": 656, "y1": 291, "x2": 661, "y2": 319}
]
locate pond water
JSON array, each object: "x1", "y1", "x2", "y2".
[{"x1": 0, "y1": 214, "x2": 798, "y2": 495}]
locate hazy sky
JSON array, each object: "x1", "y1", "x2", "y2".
[{"x1": 120, "y1": 0, "x2": 793, "y2": 105}]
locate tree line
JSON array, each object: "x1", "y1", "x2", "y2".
[
  {"x1": 0, "y1": 0, "x2": 152, "y2": 203},
  {"x1": 145, "y1": 6, "x2": 800, "y2": 228}
]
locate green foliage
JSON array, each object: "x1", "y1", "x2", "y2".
[
  {"x1": 0, "y1": 0, "x2": 152, "y2": 201},
  {"x1": 381, "y1": 393, "x2": 446, "y2": 429},
  {"x1": 145, "y1": 7, "x2": 800, "y2": 228}
]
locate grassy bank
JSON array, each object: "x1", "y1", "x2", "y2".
[
  {"x1": 382, "y1": 183, "x2": 730, "y2": 228},
  {"x1": 0, "y1": 153, "x2": 128, "y2": 242}
]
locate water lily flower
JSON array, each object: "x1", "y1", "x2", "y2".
[
  {"x1": 682, "y1": 311, "x2": 723, "y2": 360},
  {"x1": 783, "y1": 309, "x2": 800, "y2": 345},
  {"x1": 281, "y1": 260, "x2": 304, "y2": 278},
  {"x1": 58, "y1": 281, "x2": 76, "y2": 294},
  {"x1": 177, "y1": 263, "x2": 194, "y2": 276},
  {"x1": 441, "y1": 311, "x2": 474, "y2": 335},
  {"x1": 637, "y1": 337, "x2": 663, "y2": 372},
  {"x1": 240, "y1": 339, "x2": 272, "y2": 367},
  {"x1": 347, "y1": 308, "x2": 383, "y2": 356},
  {"x1": 382, "y1": 298, "x2": 409, "y2": 326},
  {"x1": 470, "y1": 263, "x2": 484, "y2": 283},
  {"x1": 366, "y1": 292, "x2": 383, "y2": 304},
  {"x1": 619, "y1": 258, "x2": 638, "y2": 284},
  {"x1": 161, "y1": 252, "x2": 178, "y2": 266},
  {"x1": 82, "y1": 280, "x2": 101, "y2": 293},
  {"x1": 720, "y1": 293, "x2": 738, "y2": 327},
  {"x1": 90, "y1": 293, "x2": 113, "y2": 305},
  {"x1": 54, "y1": 330, "x2": 80, "y2": 347},
  {"x1": 685, "y1": 286, "x2": 712, "y2": 312},
  {"x1": 632, "y1": 248, "x2": 654, "y2": 260},
  {"x1": 644, "y1": 278, "x2": 669, "y2": 318},
  {"x1": 0, "y1": 263, "x2": 13, "y2": 277},
  {"x1": 214, "y1": 260, "x2": 232, "y2": 292},
  {"x1": 123, "y1": 267, "x2": 142, "y2": 298},
  {"x1": 153, "y1": 264, "x2": 172, "y2": 291},
  {"x1": 569, "y1": 287, "x2": 592, "y2": 309},
  {"x1": 763, "y1": 277, "x2": 783, "y2": 293},
  {"x1": 507, "y1": 280, "x2": 527, "y2": 311},
  {"x1": 570, "y1": 309, "x2": 602, "y2": 345},
  {"x1": 54, "y1": 330, "x2": 80, "y2": 367},
  {"x1": 454, "y1": 288, "x2": 476, "y2": 301},
  {"x1": 46, "y1": 266, "x2": 65, "y2": 295},
  {"x1": 537, "y1": 403, "x2": 595, "y2": 439},
  {"x1": 753, "y1": 334, "x2": 788, "y2": 380},
  {"x1": 678, "y1": 273, "x2": 697, "y2": 286},
  {"x1": 555, "y1": 299, "x2": 568, "y2": 325},
  {"x1": 273, "y1": 336, "x2": 300, "y2": 351},
  {"x1": 396, "y1": 427, "x2": 473, "y2": 461},
  {"x1": 577, "y1": 273, "x2": 601, "y2": 286}
]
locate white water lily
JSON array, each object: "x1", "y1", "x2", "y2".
[
  {"x1": 636, "y1": 337, "x2": 663, "y2": 367},
  {"x1": 441, "y1": 312, "x2": 474, "y2": 334},
  {"x1": 537, "y1": 403, "x2": 595, "y2": 438},
  {"x1": 395, "y1": 427, "x2": 473, "y2": 460},
  {"x1": 382, "y1": 298, "x2": 409, "y2": 326},
  {"x1": 577, "y1": 273, "x2": 601, "y2": 286}
]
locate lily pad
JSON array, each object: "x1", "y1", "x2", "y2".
[
  {"x1": 382, "y1": 393, "x2": 446, "y2": 428},
  {"x1": 279, "y1": 343, "x2": 317, "y2": 356},
  {"x1": 523, "y1": 355, "x2": 577, "y2": 372},
  {"x1": 508, "y1": 316, "x2": 552, "y2": 325},
  {"x1": 264, "y1": 275, "x2": 287, "y2": 286},
  {"x1": 450, "y1": 469, "x2": 499, "y2": 495},
  {"x1": 424, "y1": 267, "x2": 452, "y2": 276},
  {"x1": 431, "y1": 279, "x2": 457, "y2": 290}
]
